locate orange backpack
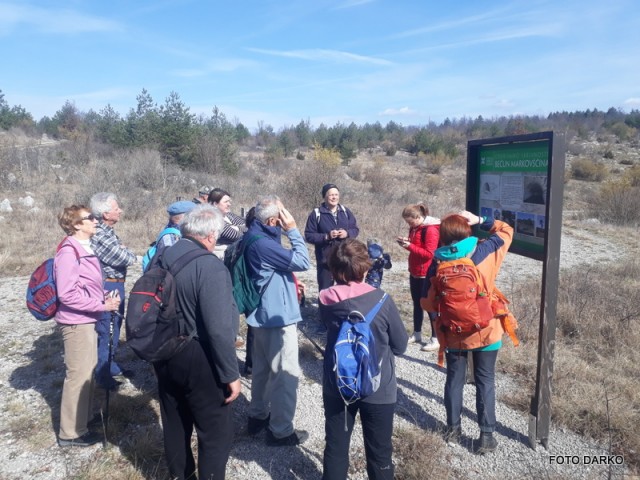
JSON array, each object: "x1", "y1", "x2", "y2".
[
  {"x1": 433, "y1": 258, "x2": 494, "y2": 334},
  {"x1": 432, "y1": 257, "x2": 520, "y2": 366}
]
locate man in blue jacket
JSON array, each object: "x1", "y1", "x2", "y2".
[{"x1": 244, "y1": 195, "x2": 311, "y2": 446}]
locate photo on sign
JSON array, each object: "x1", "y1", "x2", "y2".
[
  {"x1": 523, "y1": 175, "x2": 547, "y2": 205},
  {"x1": 516, "y1": 212, "x2": 536, "y2": 236},
  {"x1": 536, "y1": 214, "x2": 547, "y2": 238}
]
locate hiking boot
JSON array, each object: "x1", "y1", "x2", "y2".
[
  {"x1": 421, "y1": 337, "x2": 439, "y2": 352},
  {"x1": 247, "y1": 415, "x2": 270, "y2": 435},
  {"x1": 407, "y1": 332, "x2": 422, "y2": 344},
  {"x1": 476, "y1": 432, "x2": 498, "y2": 454},
  {"x1": 58, "y1": 431, "x2": 102, "y2": 447},
  {"x1": 266, "y1": 429, "x2": 309, "y2": 447},
  {"x1": 443, "y1": 425, "x2": 462, "y2": 444}
]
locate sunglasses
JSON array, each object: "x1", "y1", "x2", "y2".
[{"x1": 80, "y1": 214, "x2": 98, "y2": 222}]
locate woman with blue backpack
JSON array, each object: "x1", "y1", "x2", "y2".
[
  {"x1": 54, "y1": 205, "x2": 120, "y2": 447},
  {"x1": 319, "y1": 239, "x2": 408, "y2": 480}
]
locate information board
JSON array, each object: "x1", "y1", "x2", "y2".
[{"x1": 467, "y1": 132, "x2": 554, "y2": 260}]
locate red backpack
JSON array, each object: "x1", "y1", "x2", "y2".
[
  {"x1": 432, "y1": 257, "x2": 494, "y2": 334},
  {"x1": 26, "y1": 241, "x2": 81, "y2": 321}
]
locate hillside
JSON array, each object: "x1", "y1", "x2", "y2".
[{"x1": 0, "y1": 129, "x2": 638, "y2": 479}]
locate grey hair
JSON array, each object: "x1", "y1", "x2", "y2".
[
  {"x1": 180, "y1": 204, "x2": 224, "y2": 239},
  {"x1": 90, "y1": 192, "x2": 118, "y2": 217},
  {"x1": 254, "y1": 195, "x2": 280, "y2": 223}
]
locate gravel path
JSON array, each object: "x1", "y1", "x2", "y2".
[{"x1": 0, "y1": 223, "x2": 632, "y2": 479}]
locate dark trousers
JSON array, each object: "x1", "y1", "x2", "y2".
[
  {"x1": 95, "y1": 281, "x2": 124, "y2": 386},
  {"x1": 322, "y1": 394, "x2": 395, "y2": 480},
  {"x1": 410, "y1": 276, "x2": 432, "y2": 335},
  {"x1": 154, "y1": 340, "x2": 233, "y2": 480},
  {"x1": 317, "y1": 263, "x2": 334, "y2": 292},
  {"x1": 444, "y1": 349, "x2": 498, "y2": 433},
  {"x1": 245, "y1": 325, "x2": 254, "y2": 369}
]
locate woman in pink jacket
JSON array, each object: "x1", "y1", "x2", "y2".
[{"x1": 54, "y1": 205, "x2": 120, "y2": 447}]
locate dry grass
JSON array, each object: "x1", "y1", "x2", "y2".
[
  {"x1": 500, "y1": 258, "x2": 640, "y2": 469},
  {"x1": 3, "y1": 133, "x2": 640, "y2": 476},
  {"x1": 393, "y1": 426, "x2": 452, "y2": 479}
]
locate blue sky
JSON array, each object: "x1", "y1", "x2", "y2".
[{"x1": 1, "y1": 0, "x2": 639, "y2": 131}]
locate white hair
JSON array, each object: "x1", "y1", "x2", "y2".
[
  {"x1": 90, "y1": 192, "x2": 118, "y2": 217},
  {"x1": 254, "y1": 195, "x2": 280, "y2": 223},
  {"x1": 180, "y1": 204, "x2": 224, "y2": 239}
]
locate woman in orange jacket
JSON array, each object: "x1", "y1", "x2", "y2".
[{"x1": 423, "y1": 210, "x2": 513, "y2": 454}]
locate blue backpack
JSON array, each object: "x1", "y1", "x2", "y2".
[
  {"x1": 142, "y1": 227, "x2": 181, "y2": 272},
  {"x1": 26, "y1": 241, "x2": 81, "y2": 321},
  {"x1": 333, "y1": 293, "x2": 388, "y2": 407}
]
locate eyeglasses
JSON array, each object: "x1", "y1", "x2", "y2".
[{"x1": 80, "y1": 214, "x2": 97, "y2": 222}]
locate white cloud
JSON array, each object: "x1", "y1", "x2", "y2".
[
  {"x1": 0, "y1": 3, "x2": 121, "y2": 35},
  {"x1": 248, "y1": 48, "x2": 392, "y2": 66},
  {"x1": 379, "y1": 107, "x2": 415, "y2": 116},
  {"x1": 171, "y1": 58, "x2": 259, "y2": 77},
  {"x1": 623, "y1": 98, "x2": 640, "y2": 108}
]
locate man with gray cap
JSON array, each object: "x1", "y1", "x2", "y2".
[
  {"x1": 142, "y1": 200, "x2": 196, "y2": 271},
  {"x1": 193, "y1": 185, "x2": 213, "y2": 204}
]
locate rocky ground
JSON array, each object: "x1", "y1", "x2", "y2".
[{"x1": 1, "y1": 215, "x2": 635, "y2": 480}]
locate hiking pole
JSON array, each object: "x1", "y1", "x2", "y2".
[
  {"x1": 103, "y1": 311, "x2": 116, "y2": 447},
  {"x1": 298, "y1": 323, "x2": 325, "y2": 356}
]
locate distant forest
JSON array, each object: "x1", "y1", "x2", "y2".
[{"x1": 2, "y1": 88, "x2": 639, "y2": 173}]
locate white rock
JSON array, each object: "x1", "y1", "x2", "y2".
[
  {"x1": 0, "y1": 199, "x2": 12, "y2": 212},
  {"x1": 18, "y1": 196, "x2": 34, "y2": 208},
  {"x1": 6, "y1": 173, "x2": 16, "y2": 184}
]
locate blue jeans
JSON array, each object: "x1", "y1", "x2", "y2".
[
  {"x1": 444, "y1": 349, "x2": 498, "y2": 433},
  {"x1": 322, "y1": 394, "x2": 395, "y2": 480},
  {"x1": 95, "y1": 281, "x2": 125, "y2": 386}
]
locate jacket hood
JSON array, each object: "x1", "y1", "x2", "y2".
[
  {"x1": 248, "y1": 219, "x2": 282, "y2": 241},
  {"x1": 435, "y1": 236, "x2": 477, "y2": 261},
  {"x1": 368, "y1": 243, "x2": 383, "y2": 259},
  {"x1": 320, "y1": 288, "x2": 385, "y2": 319}
]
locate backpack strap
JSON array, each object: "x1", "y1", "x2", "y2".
[
  {"x1": 166, "y1": 248, "x2": 211, "y2": 277},
  {"x1": 56, "y1": 238, "x2": 82, "y2": 259},
  {"x1": 363, "y1": 293, "x2": 388, "y2": 324},
  {"x1": 157, "y1": 226, "x2": 181, "y2": 243},
  {"x1": 162, "y1": 247, "x2": 213, "y2": 341}
]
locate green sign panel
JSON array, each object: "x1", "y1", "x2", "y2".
[{"x1": 468, "y1": 133, "x2": 553, "y2": 260}]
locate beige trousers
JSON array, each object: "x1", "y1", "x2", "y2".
[{"x1": 59, "y1": 323, "x2": 97, "y2": 440}]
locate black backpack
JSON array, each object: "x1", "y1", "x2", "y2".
[{"x1": 125, "y1": 248, "x2": 209, "y2": 363}]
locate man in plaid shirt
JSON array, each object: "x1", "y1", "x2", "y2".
[{"x1": 90, "y1": 192, "x2": 137, "y2": 390}]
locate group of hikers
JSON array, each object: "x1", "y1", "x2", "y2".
[{"x1": 49, "y1": 182, "x2": 516, "y2": 480}]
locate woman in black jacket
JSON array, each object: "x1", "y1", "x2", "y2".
[
  {"x1": 319, "y1": 239, "x2": 408, "y2": 480},
  {"x1": 304, "y1": 183, "x2": 359, "y2": 292}
]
